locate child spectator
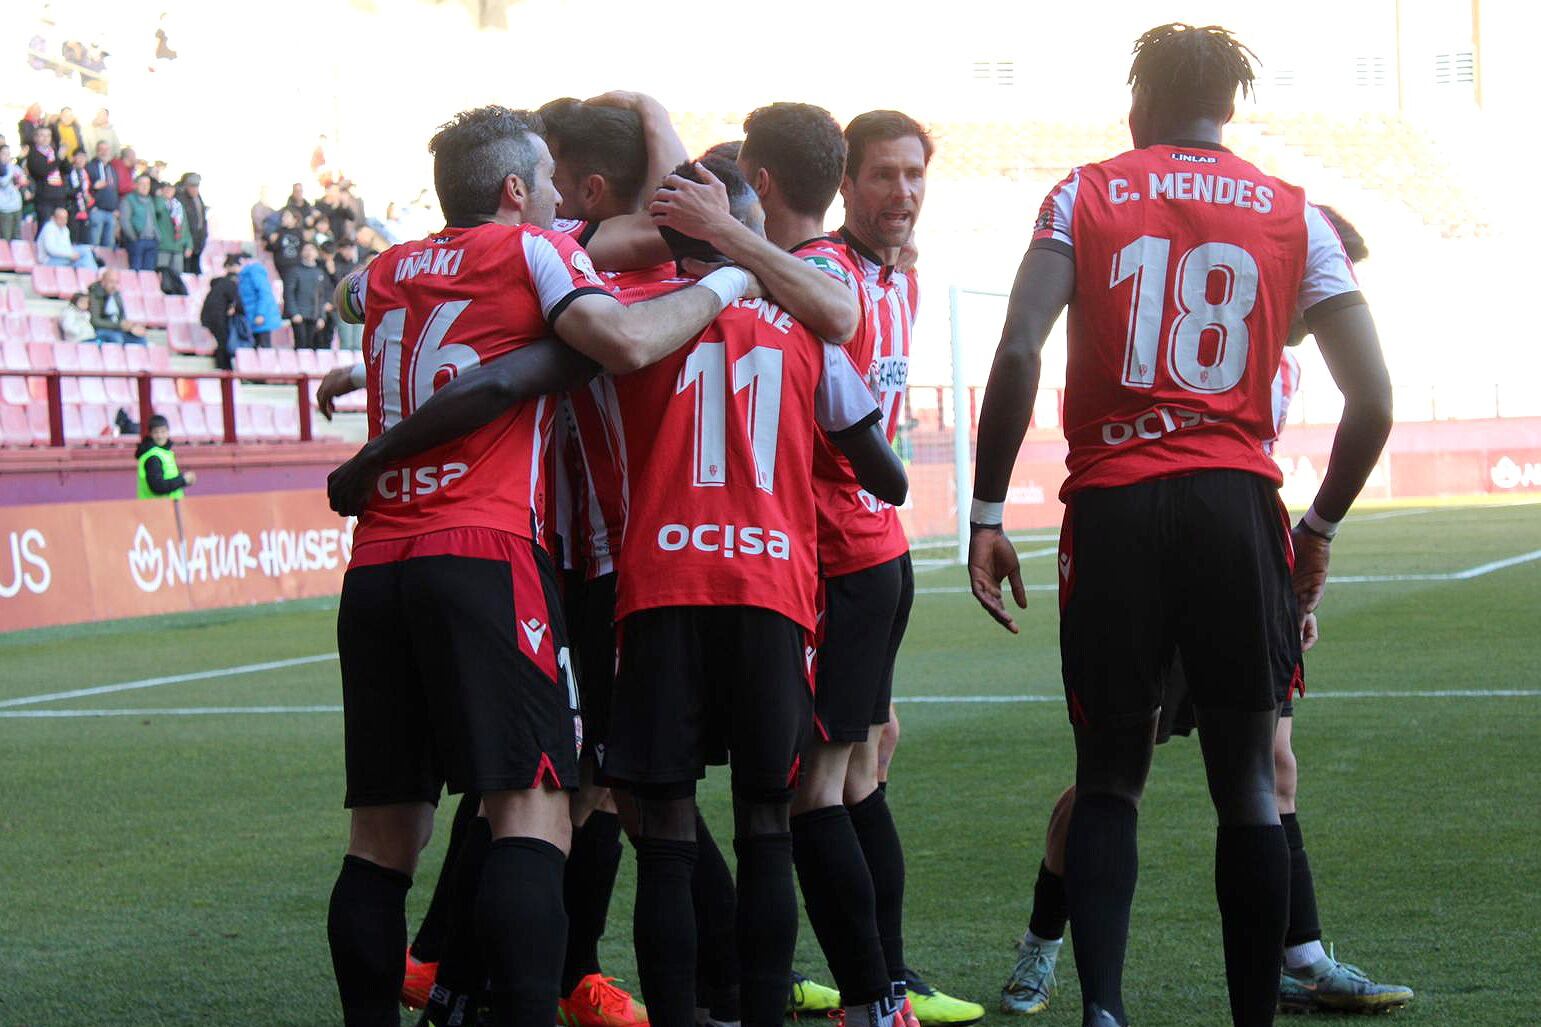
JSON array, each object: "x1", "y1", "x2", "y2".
[
  {"x1": 60, "y1": 292, "x2": 97, "y2": 343},
  {"x1": 237, "y1": 254, "x2": 280, "y2": 349}
]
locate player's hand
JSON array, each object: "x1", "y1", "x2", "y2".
[
  {"x1": 968, "y1": 524, "x2": 1027, "y2": 633},
  {"x1": 876, "y1": 704, "x2": 900, "y2": 783},
  {"x1": 1290, "y1": 524, "x2": 1331, "y2": 623},
  {"x1": 183, "y1": 470, "x2": 197, "y2": 485},
  {"x1": 315, "y1": 365, "x2": 360, "y2": 421},
  {"x1": 327, "y1": 443, "x2": 381, "y2": 516},
  {"x1": 1300, "y1": 611, "x2": 1320, "y2": 653},
  {"x1": 648, "y1": 163, "x2": 734, "y2": 244},
  {"x1": 585, "y1": 90, "x2": 648, "y2": 111}
]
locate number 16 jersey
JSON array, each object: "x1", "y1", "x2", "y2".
[{"x1": 1031, "y1": 141, "x2": 1362, "y2": 498}]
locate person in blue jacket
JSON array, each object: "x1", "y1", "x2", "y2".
[{"x1": 236, "y1": 252, "x2": 280, "y2": 349}]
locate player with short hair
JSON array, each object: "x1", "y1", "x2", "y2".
[
  {"x1": 1000, "y1": 209, "x2": 1411, "y2": 1018},
  {"x1": 325, "y1": 104, "x2": 764, "y2": 1027},
  {"x1": 967, "y1": 25, "x2": 1393, "y2": 1027}
]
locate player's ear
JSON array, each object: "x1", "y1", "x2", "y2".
[
  {"x1": 503, "y1": 172, "x2": 527, "y2": 212},
  {"x1": 582, "y1": 173, "x2": 606, "y2": 208},
  {"x1": 839, "y1": 174, "x2": 855, "y2": 205},
  {"x1": 752, "y1": 166, "x2": 771, "y2": 202}
]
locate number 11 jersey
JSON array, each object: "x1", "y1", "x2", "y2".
[{"x1": 1031, "y1": 142, "x2": 1362, "y2": 498}]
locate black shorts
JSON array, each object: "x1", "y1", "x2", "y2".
[
  {"x1": 606, "y1": 605, "x2": 813, "y2": 803},
  {"x1": 338, "y1": 530, "x2": 580, "y2": 807},
  {"x1": 1059, "y1": 470, "x2": 1302, "y2": 730},
  {"x1": 564, "y1": 570, "x2": 618, "y2": 772},
  {"x1": 1154, "y1": 653, "x2": 1298, "y2": 744},
  {"x1": 814, "y1": 554, "x2": 914, "y2": 743}
]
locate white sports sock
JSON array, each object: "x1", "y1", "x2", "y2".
[
  {"x1": 1025, "y1": 930, "x2": 1064, "y2": 950},
  {"x1": 1285, "y1": 940, "x2": 1328, "y2": 970}
]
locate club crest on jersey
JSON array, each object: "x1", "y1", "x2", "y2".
[{"x1": 570, "y1": 251, "x2": 606, "y2": 288}]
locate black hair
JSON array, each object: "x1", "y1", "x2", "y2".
[
  {"x1": 146, "y1": 414, "x2": 169, "y2": 430},
  {"x1": 740, "y1": 103, "x2": 846, "y2": 219},
  {"x1": 537, "y1": 98, "x2": 647, "y2": 208},
  {"x1": 223, "y1": 254, "x2": 242, "y2": 269},
  {"x1": 844, "y1": 110, "x2": 933, "y2": 179},
  {"x1": 658, "y1": 157, "x2": 757, "y2": 265},
  {"x1": 701, "y1": 139, "x2": 742, "y2": 163},
  {"x1": 1128, "y1": 23, "x2": 1259, "y2": 122},
  {"x1": 428, "y1": 106, "x2": 546, "y2": 227},
  {"x1": 1318, "y1": 205, "x2": 1368, "y2": 263}
]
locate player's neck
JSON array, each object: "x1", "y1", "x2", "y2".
[
  {"x1": 839, "y1": 223, "x2": 898, "y2": 269},
  {"x1": 1144, "y1": 117, "x2": 1226, "y2": 149},
  {"x1": 763, "y1": 207, "x2": 825, "y2": 252}
]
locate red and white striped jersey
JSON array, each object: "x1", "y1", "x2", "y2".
[
  {"x1": 612, "y1": 278, "x2": 882, "y2": 631},
  {"x1": 349, "y1": 221, "x2": 612, "y2": 551},
  {"x1": 801, "y1": 231, "x2": 918, "y2": 576},
  {"x1": 1031, "y1": 142, "x2": 1361, "y2": 498},
  {"x1": 1264, "y1": 350, "x2": 1302, "y2": 456}
]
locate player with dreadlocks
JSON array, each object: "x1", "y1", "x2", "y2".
[{"x1": 969, "y1": 23, "x2": 1393, "y2": 1027}]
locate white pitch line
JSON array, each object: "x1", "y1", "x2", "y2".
[
  {"x1": 0, "y1": 654, "x2": 338, "y2": 710},
  {"x1": 4, "y1": 690, "x2": 1539, "y2": 720}
]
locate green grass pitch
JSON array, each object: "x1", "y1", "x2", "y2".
[{"x1": 2, "y1": 502, "x2": 1538, "y2": 1025}]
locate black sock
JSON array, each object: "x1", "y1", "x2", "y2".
[
  {"x1": 792, "y1": 805, "x2": 888, "y2": 1005},
  {"x1": 476, "y1": 837, "x2": 568, "y2": 1027},
  {"x1": 1215, "y1": 824, "x2": 1289, "y2": 1027},
  {"x1": 327, "y1": 855, "x2": 412, "y2": 1027},
  {"x1": 561, "y1": 810, "x2": 623, "y2": 994},
  {"x1": 694, "y1": 813, "x2": 741, "y2": 1022},
  {"x1": 1028, "y1": 860, "x2": 1070, "y2": 942},
  {"x1": 735, "y1": 832, "x2": 798, "y2": 1027},
  {"x1": 1064, "y1": 794, "x2": 1138, "y2": 1026},
  {"x1": 424, "y1": 816, "x2": 492, "y2": 1023},
  {"x1": 634, "y1": 836, "x2": 699, "y2": 1026},
  {"x1": 1281, "y1": 813, "x2": 1322, "y2": 947},
  {"x1": 848, "y1": 788, "x2": 907, "y2": 985},
  {"x1": 412, "y1": 790, "x2": 480, "y2": 963}
]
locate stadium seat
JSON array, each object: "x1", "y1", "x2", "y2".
[
  {"x1": 151, "y1": 377, "x2": 180, "y2": 406},
  {"x1": 176, "y1": 376, "x2": 201, "y2": 402},
  {"x1": 187, "y1": 324, "x2": 216, "y2": 356},
  {"x1": 62, "y1": 404, "x2": 87, "y2": 443},
  {"x1": 166, "y1": 321, "x2": 197, "y2": 354},
  {"x1": 2, "y1": 376, "x2": 30, "y2": 405},
  {"x1": 25, "y1": 343, "x2": 56, "y2": 370},
  {"x1": 135, "y1": 270, "x2": 160, "y2": 296},
  {"x1": 53, "y1": 343, "x2": 82, "y2": 372},
  {"x1": 256, "y1": 349, "x2": 281, "y2": 376},
  {"x1": 25, "y1": 404, "x2": 50, "y2": 444},
  {"x1": 99, "y1": 343, "x2": 126, "y2": 371},
  {"x1": 180, "y1": 402, "x2": 215, "y2": 443},
  {"x1": 3, "y1": 339, "x2": 30, "y2": 370},
  {"x1": 104, "y1": 373, "x2": 134, "y2": 406},
  {"x1": 10, "y1": 241, "x2": 36, "y2": 273},
  {"x1": 197, "y1": 377, "x2": 224, "y2": 404},
  {"x1": 296, "y1": 349, "x2": 320, "y2": 375},
  {"x1": 104, "y1": 249, "x2": 129, "y2": 269},
  {"x1": 148, "y1": 346, "x2": 171, "y2": 372},
  {"x1": 124, "y1": 345, "x2": 150, "y2": 372},
  {"x1": 3, "y1": 312, "x2": 26, "y2": 338},
  {"x1": 234, "y1": 402, "x2": 255, "y2": 440},
  {"x1": 314, "y1": 348, "x2": 337, "y2": 371},
  {"x1": 80, "y1": 376, "x2": 109, "y2": 405},
  {"x1": 26, "y1": 316, "x2": 61, "y2": 344},
  {"x1": 31, "y1": 266, "x2": 62, "y2": 298},
  {"x1": 275, "y1": 350, "x2": 300, "y2": 375},
  {"x1": 121, "y1": 292, "x2": 148, "y2": 322},
  {"x1": 78, "y1": 345, "x2": 104, "y2": 372},
  {"x1": 159, "y1": 405, "x2": 187, "y2": 439},
  {"x1": 274, "y1": 404, "x2": 301, "y2": 440},
  {"x1": 77, "y1": 268, "x2": 98, "y2": 290},
  {"x1": 182, "y1": 273, "x2": 205, "y2": 295},
  {"x1": 118, "y1": 271, "x2": 143, "y2": 296},
  {"x1": 78, "y1": 403, "x2": 113, "y2": 443},
  {"x1": 1, "y1": 405, "x2": 32, "y2": 446},
  {"x1": 164, "y1": 295, "x2": 192, "y2": 322},
  {"x1": 233, "y1": 349, "x2": 261, "y2": 377},
  {"x1": 246, "y1": 403, "x2": 279, "y2": 440},
  {"x1": 60, "y1": 377, "x2": 82, "y2": 404},
  {"x1": 0, "y1": 239, "x2": 13, "y2": 273},
  {"x1": 2, "y1": 284, "x2": 24, "y2": 312},
  {"x1": 142, "y1": 293, "x2": 169, "y2": 326}
]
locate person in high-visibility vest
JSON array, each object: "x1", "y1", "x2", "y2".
[{"x1": 135, "y1": 414, "x2": 196, "y2": 498}]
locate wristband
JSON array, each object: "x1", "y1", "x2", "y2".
[
  {"x1": 347, "y1": 361, "x2": 367, "y2": 389},
  {"x1": 1300, "y1": 504, "x2": 1340, "y2": 540},
  {"x1": 970, "y1": 498, "x2": 1005, "y2": 526},
  {"x1": 697, "y1": 266, "x2": 750, "y2": 312}
]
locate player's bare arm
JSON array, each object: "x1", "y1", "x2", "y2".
[
  {"x1": 582, "y1": 211, "x2": 676, "y2": 271},
  {"x1": 830, "y1": 423, "x2": 908, "y2": 507},
  {"x1": 586, "y1": 90, "x2": 689, "y2": 197},
  {"x1": 1290, "y1": 300, "x2": 1393, "y2": 619},
  {"x1": 650, "y1": 165, "x2": 861, "y2": 344},
  {"x1": 968, "y1": 247, "x2": 1076, "y2": 633},
  {"x1": 326, "y1": 340, "x2": 599, "y2": 515},
  {"x1": 551, "y1": 268, "x2": 760, "y2": 374}
]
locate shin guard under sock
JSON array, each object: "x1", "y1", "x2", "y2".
[
  {"x1": 1064, "y1": 794, "x2": 1138, "y2": 1026},
  {"x1": 1028, "y1": 860, "x2": 1070, "y2": 942},
  {"x1": 791, "y1": 805, "x2": 889, "y2": 1005},
  {"x1": 693, "y1": 813, "x2": 741, "y2": 1021},
  {"x1": 561, "y1": 810, "x2": 623, "y2": 994},
  {"x1": 634, "y1": 836, "x2": 699, "y2": 1027},
  {"x1": 847, "y1": 788, "x2": 907, "y2": 984},
  {"x1": 476, "y1": 836, "x2": 568, "y2": 1027},
  {"x1": 411, "y1": 789, "x2": 480, "y2": 963},
  {"x1": 734, "y1": 832, "x2": 797, "y2": 1027},
  {"x1": 328, "y1": 855, "x2": 412, "y2": 1027},
  {"x1": 1216, "y1": 824, "x2": 1289, "y2": 1027},
  {"x1": 1281, "y1": 813, "x2": 1322, "y2": 947}
]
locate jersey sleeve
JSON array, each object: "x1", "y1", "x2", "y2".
[
  {"x1": 815, "y1": 340, "x2": 882, "y2": 437},
  {"x1": 1029, "y1": 168, "x2": 1080, "y2": 257},
  {"x1": 522, "y1": 229, "x2": 616, "y2": 325},
  {"x1": 552, "y1": 217, "x2": 599, "y2": 246},
  {"x1": 1297, "y1": 203, "x2": 1364, "y2": 321},
  {"x1": 339, "y1": 267, "x2": 369, "y2": 323},
  {"x1": 800, "y1": 244, "x2": 862, "y2": 300}
]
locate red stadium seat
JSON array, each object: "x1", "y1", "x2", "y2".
[
  {"x1": 246, "y1": 403, "x2": 279, "y2": 440},
  {"x1": 176, "y1": 376, "x2": 201, "y2": 402},
  {"x1": 233, "y1": 349, "x2": 261, "y2": 377},
  {"x1": 60, "y1": 377, "x2": 82, "y2": 403},
  {"x1": 124, "y1": 345, "x2": 150, "y2": 372},
  {"x1": 105, "y1": 248, "x2": 129, "y2": 269},
  {"x1": 78, "y1": 345, "x2": 104, "y2": 371},
  {"x1": 166, "y1": 321, "x2": 196, "y2": 354},
  {"x1": 313, "y1": 348, "x2": 337, "y2": 371},
  {"x1": 2, "y1": 376, "x2": 30, "y2": 405},
  {"x1": 274, "y1": 404, "x2": 300, "y2": 440},
  {"x1": 3, "y1": 339, "x2": 29, "y2": 370},
  {"x1": 31, "y1": 266, "x2": 61, "y2": 298},
  {"x1": 27, "y1": 317, "x2": 61, "y2": 345},
  {"x1": 296, "y1": 349, "x2": 320, "y2": 375},
  {"x1": 159, "y1": 404, "x2": 187, "y2": 439},
  {"x1": 121, "y1": 292, "x2": 148, "y2": 322},
  {"x1": 180, "y1": 402, "x2": 215, "y2": 443},
  {"x1": 26, "y1": 343, "x2": 56, "y2": 370},
  {"x1": 104, "y1": 373, "x2": 134, "y2": 406},
  {"x1": 148, "y1": 346, "x2": 172, "y2": 372},
  {"x1": 275, "y1": 350, "x2": 300, "y2": 375},
  {"x1": 187, "y1": 324, "x2": 216, "y2": 356},
  {"x1": 99, "y1": 343, "x2": 127, "y2": 371},
  {"x1": 204, "y1": 402, "x2": 230, "y2": 440},
  {"x1": 234, "y1": 402, "x2": 256, "y2": 440},
  {"x1": 78, "y1": 403, "x2": 113, "y2": 443},
  {"x1": 142, "y1": 293, "x2": 168, "y2": 327},
  {"x1": 80, "y1": 376, "x2": 109, "y2": 405},
  {"x1": 53, "y1": 343, "x2": 82, "y2": 371},
  {"x1": 181, "y1": 273, "x2": 205, "y2": 295},
  {"x1": 0, "y1": 239, "x2": 13, "y2": 272},
  {"x1": 163, "y1": 295, "x2": 192, "y2": 322},
  {"x1": 25, "y1": 403, "x2": 50, "y2": 443},
  {"x1": 10, "y1": 241, "x2": 36, "y2": 273},
  {"x1": 62, "y1": 403, "x2": 87, "y2": 443},
  {"x1": 118, "y1": 271, "x2": 143, "y2": 296},
  {"x1": 76, "y1": 268, "x2": 98, "y2": 290},
  {"x1": 151, "y1": 377, "x2": 180, "y2": 406},
  {"x1": 2, "y1": 284, "x2": 24, "y2": 312},
  {"x1": 1, "y1": 405, "x2": 31, "y2": 446},
  {"x1": 256, "y1": 349, "x2": 280, "y2": 376},
  {"x1": 135, "y1": 270, "x2": 160, "y2": 295},
  {"x1": 197, "y1": 377, "x2": 223, "y2": 404}
]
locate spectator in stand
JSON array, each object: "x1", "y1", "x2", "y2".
[
  {"x1": 238, "y1": 252, "x2": 280, "y2": 349},
  {"x1": 25, "y1": 127, "x2": 66, "y2": 223},
  {"x1": 201, "y1": 254, "x2": 249, "y2": 370},
  {"x1": 283, "y1": 242, "x2": 332, "y2": 349},
  {"x1": 267, "y1": 207, "x2": 303, "y2": 278},
  {"x1": 54, "y1": 107, "x2": 84, "y2": 159},
  {"x1": 0, "y1": 144, "x2": 25, "y2": 240},
  {"x1": 111, "y1": 145, "x2": 137, "y2": 194},
  {"x1": 64, "y1": 149, "x2": 95, "y2": 244},
  {"x1": 149, "y1": 160, "x2": 169, "y2": 187},
  {"x1": 136, "y1": 415, "x2": 196, "y2": 499},
  {"x1": 153, "y1": 179, "x2": 190, "y2": 274},
  {"x1": 120, "y1": 174, "x2": 159, "y2": 271},
  {"x1": 282, "y1": 182, "x2": 312, "y2": 225},
  {"x1": 83, "y1": 109, "x2": 120, "y2": 159},
  {"x1": 60, "y1": 292, "x2": 97, "y2": 343},
  {"x1": 315, "y1": 183, "x2": 356, "y2": 243},
  {"x1": 86, "y1": 141, "x2": 119, "y2": 248},
  {"x1": 250, "y1": 185, "x2": 274, "y2": 240},
  {"x1": 18, "y1": 104, "x2": 46, "y2": 151},
  {"x1": 177, "y1": 172, "x2": 208, "y2": 273},
  {"x1": 89, "y1": 269, "x2": 147, "y2": 344},
  {"x1": 39, "y1": 207, "x2": 98, "y2": 268}
]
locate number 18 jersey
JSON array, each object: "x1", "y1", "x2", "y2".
[
  {"x1": 1031, "y1": 142, "x2": 1361, "y2": 498},
  {"x1": 612, "y1": 280, "x2": 882, "y2": 632}
]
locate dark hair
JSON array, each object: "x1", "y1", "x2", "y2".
[
  {"x1": 1128, "y1": 23, "x2": 1259, "y2": 122},
  {"x1": 428, "y1": 106, "x2": 546, "y2": 227},
  {"x1": 68, "y1": 291, "x2": 87, "y2": 304},
  {"x1": 658, "y1": 157, "x2": 758, "y2": 265},
  {"x1": 537, "y1": 98, "x2": 647, "y2": 208},
  {"x1": 740, "y1": 103, "x2": 846, "y2": 219},
  {"x1": 146, "y1": 414, "x2": 169, "y2": 431},
  {"x1": 223, "y1": 254, "x2": 242, "y2": 269},
  {"x1": 1318, "y1": 205, "x2": 1368, "y2": 263},
  {"x1": 844, "y1": 110, "x2": 933, "y2": 179},
  {"x1": 701, "y1": 139, "x2": 742, "y2": 163}
]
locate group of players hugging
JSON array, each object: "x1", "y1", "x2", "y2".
[{"x1": 314, "y1": 21, "x2": 1414, "y2": 1027}]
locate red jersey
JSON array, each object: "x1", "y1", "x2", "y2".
[
  {"x1": 612, "y1": 279, "x2": 882, "y2": 631},
  {"x1": 349, "y1": 221, "x2": 613, "y2": 551},
  {"x1": 801, "y1": 232, "x2": 919, "y2": 576},
  {"x1": 1031, "y1": 142, "x2": 1361, "y2": 498}
]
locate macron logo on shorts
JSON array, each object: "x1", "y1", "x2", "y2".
[{"x1": 521, "y1": 617, "x2": 549, "y2": 654}]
